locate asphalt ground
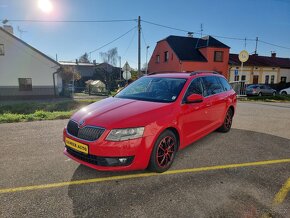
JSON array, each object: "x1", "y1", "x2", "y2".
[{"x1": 0, "y1": 101, "x2": 289, "y2": 218}]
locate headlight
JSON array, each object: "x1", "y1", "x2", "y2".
[{"x1": 106, "y1": 127, "x2": 145, "y2": 141}]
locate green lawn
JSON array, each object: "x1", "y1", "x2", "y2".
[{"x1": 0, "y1": 99, "x2": 98, "y2": 123}]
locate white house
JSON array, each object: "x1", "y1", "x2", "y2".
[
  {"x1": 229, "y1": 53, "x2": 290, "y2": 84},
  {"x1": 0, "y1": 25, "x2": 62, "y2": 99}
]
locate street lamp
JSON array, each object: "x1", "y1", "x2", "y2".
[{"x1": 145, "y1": 45, "x2": 150, "y2": 75}]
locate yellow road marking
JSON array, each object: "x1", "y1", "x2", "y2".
[
  {"x1": 1, "y1": 158, "x2": 290, "y2": 194},
  {"x1": 273, "y1": 178, "x2": 290, "y2": 205}
]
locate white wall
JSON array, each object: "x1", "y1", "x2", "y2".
[
  {"x1": 280, "y1": 68, "x2": 290, "y2": 82},
  {"x1": 0, "y1": 29, "x2": 60, "y2": 88}
]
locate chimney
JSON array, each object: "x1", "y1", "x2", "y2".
[
  {"x1": 187, "y1": 32, "x2": 193, "y2": 37},
  {"x1": 3, "y1": 25, "x2": 13, "y2": 34},
  {"x1": 271, "y1": 52, "x2": 276, "y2": 58}
]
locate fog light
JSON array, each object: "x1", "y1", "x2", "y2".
[
  {"x1": 103, "y1": 156, "x2": 134, "y2": 166},
  {"x1": 119, "y1": 158, "x2": 127, "y2": 163}
]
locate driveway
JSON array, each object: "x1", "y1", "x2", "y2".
[{"x1": 0, "y1": 101, "x2": 289, "y2": 217}]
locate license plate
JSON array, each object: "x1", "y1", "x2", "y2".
[{"x1": 65, "y1": 138, "x2": 88, "y2": 154}]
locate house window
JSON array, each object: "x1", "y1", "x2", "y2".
[
  {"x1": 234, "y1": 75, "x2": 239, "y2": 81},
  {"x1": 270, "y1": 75, "x2": 275, "y2": 84},
  {"x1": 241, "y1": 75, "x2": 246, "y2": 81},
  {"x1": 156, "y1": 55, "x2": 160, "y2": 63},
  {"x1": 281, "y1": 77, "x2": 287, "y2": 83},
  {"x1": 0, "y1": 44, "x2": 4, "y2": 55},
  {"x1": 164, "y1": 51, "x2": 169, "y2": 62},
  {"x1": 265, "y1": 75, "x2": 269, "y2": 84},
  {"x1": 19, "y1": 78, "x2": 32, "y2": 91},
  {"x1": 214, "y1": 51, "x2": 224, "y2": 62}
]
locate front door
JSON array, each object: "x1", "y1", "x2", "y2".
[{"x1": 253, "y1": 75, "x2": 259, "y2": 84}]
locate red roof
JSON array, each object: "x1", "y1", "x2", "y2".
[{"x1": 229, "y1": 54, "x2": 290, "y2": 68}]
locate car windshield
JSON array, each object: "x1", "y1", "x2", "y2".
[{"x1": 115, "y1": 77, "x2": 187, "y2": 103}]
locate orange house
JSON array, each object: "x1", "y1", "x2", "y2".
[{"x1": 148, "y1": 35, "x2": 230, "y2": 78}]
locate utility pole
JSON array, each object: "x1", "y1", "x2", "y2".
[
  {"x1": 254, "y1": 37, "x2": 258, "y2": 55},
  {"x1": 138, "y1": 16, "x2": 141, "y2": 77}
]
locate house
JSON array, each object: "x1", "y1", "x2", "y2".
[
  {"x1": 0, "y1": 25, "x2": 62, "y2": 99},
  {"x1": 148, "y1": 35, "x2": 230, "y2": 77},
  {"x1": 229, "y1": 53, "x2": 290, "y2": 84},
  {"x1": 59, "y1": 61, "x2": 122, "y2": 90}
]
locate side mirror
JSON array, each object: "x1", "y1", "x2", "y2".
[{"x1": 186, "y1": 94, "x2": 204, "y2": 103}]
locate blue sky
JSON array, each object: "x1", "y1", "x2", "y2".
[{"x1": 1, "y1": 0, "x2": 290, "y2": 68}]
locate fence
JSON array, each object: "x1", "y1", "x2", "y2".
[{"x1": 229, "y1": 81, "x2": 247, "y2": 96}]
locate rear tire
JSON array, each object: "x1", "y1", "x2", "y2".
[
  {"x1": 272, "y1": 91, "x2": 276, "y2": 96},
  {"x1": 148, "y1": 130, "x2": 178, "y2": 173},
  {"x1": 217, "y1": 109, "x2": 233, "y2": 133},
  {"x1": 258, "y1": 92, "x2": 262, "y2": 96}
]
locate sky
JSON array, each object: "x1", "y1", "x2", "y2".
[{"x1": 0, "y1": 0, "x2": 290, "y2": 69}]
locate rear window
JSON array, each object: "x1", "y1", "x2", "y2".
[
  {"x1": 201, "y1": 76, "x2": 224, "y2": 96},
  {"x1": 218, "y1": 77, "x2": 232, "y2": 91}
]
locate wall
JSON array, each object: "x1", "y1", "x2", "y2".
[
  {"x1": 148, "y1": 40, "x2": 181, "y2": 73},
  {"x1": 280, "y1": 68, "x2": 290, "y2": 82},
  {"x1": 229, "y1": 65, "x2": 283, "y2": 84},
  {"x1": 0, "y1": 29, "x2": 60, "y2": 97}
]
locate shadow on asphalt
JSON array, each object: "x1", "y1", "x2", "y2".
[{"x1": 67, "y1": 129, "x2": 290, "y2": 217}]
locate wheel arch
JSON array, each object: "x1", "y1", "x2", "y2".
[{"x1": 165, "y1": 127, "x2": 181, "y2": 150}]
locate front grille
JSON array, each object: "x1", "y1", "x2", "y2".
[
  {"x1": 67, "y1": 120, "x2": 105, "y2": 141},
  {"x1": 66, "y1": 147, "x2": 134, "y2": 167}
]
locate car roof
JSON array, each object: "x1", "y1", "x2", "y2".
[{"x1": 146, "y1": 72, "x2": 224, "y2": 79}]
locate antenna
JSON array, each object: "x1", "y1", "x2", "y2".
[
  {"x1": 254, "y1": 37, "x2": 258, "y2": 54},
  {"x1": 200, "y1": 23, "x2": 203, "y2": 37},
  {"x1": 17, "y1": 26, "x2": 27, "y2": 39}
]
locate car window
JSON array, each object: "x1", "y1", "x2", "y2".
[
  {"x1": 218, "y1": 77, "x2": 232, "y2": 91},
  {"x1": 260, "y1": 85, "x2": 265, "y2": 89},
  {"x1": 201, "y1": 76, "x2": 224, "y2": 96},
  {"x1": 115, "y1": 77, "x2": 186, "y2": 103},
  {"x1": 183, "y1": 78, "x2": 203, "y2": 100}
]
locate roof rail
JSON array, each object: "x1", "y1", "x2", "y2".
[{"x1": 189, "y1": 71, "x2": 219, "y2": 76}]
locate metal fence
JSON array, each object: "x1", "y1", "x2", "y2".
[{"x1": 229, "y1": 81, "x2": 247, "y2": 96}]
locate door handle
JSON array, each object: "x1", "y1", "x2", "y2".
[{"x1": 206, "y1": 103, "x2": 212, "y2": 107}]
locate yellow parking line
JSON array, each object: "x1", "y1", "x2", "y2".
[
  {"x1": 1, "y1": 158, "x2": 290, "y2": 194},
  {"x1": 273, "y1": 178, "x2": 290, "y2": 205}
]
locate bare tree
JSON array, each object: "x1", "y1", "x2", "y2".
[
  {"x1": 100, "y1": 48, "x2": 118, "y2": 66},
  {"x1": 79, "y1": 52, "x2": 90, "y2": 63}
]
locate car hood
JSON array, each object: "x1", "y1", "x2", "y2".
[{"x1": 71, "y1": 97, "x2": 173, "y2": 129}]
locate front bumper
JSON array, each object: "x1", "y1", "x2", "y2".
[{"x1": 63, "y1": 128, "x2": 154, "y2": 171}]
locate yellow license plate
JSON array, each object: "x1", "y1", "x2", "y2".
[{"x1": 65, "y1": 138, "x2": 88, "y2": 154}]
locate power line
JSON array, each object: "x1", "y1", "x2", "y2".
[
  {"x1": 141, "y1": 28, "x2": 148, "y2": 47},
  {"x1": 2, "y1": 19, "x2": 137, "y2": 23},
  {"x1": 142, "y1": 19, "x2": 198, "y2": 34},
  {"x1": 259, "y1": 40, "x2": 290, "y2": 50},
  {"x1": 123, "y1": 27, "x2": 137, "y2": 57},
  {"x1": 88, "y1": 26, "x2": 137, "y2": 55}
]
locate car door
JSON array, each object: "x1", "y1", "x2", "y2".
[
  {"x1": 179, "y1": 78, "x2": 212, "y2": 147},
  {"x1": 201, "y1": 76, "x2": 226, "y2": 130}
]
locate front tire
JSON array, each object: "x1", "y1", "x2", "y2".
[
  {"x1": 148, "y1": 130, "x2": 178, "y2": 173},
  {"x1": 281, "y1": 91, "x2": 287, "y2": 96},
  {"x1": 217, "y1": 109, "x2": 233, "y2": 133}
]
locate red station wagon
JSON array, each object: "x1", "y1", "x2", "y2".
[{"x1": 63, "y1": 72, "x2": 237, "y2": 172}]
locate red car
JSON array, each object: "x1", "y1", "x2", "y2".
[{"x1": 63, "y1": 72, "x2": 237, "y2": 172}]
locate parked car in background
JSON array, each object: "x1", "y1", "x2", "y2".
[
  {"x1": 63, "y1": 72, "x2": 237, "y2": 173},
  {"x1": 279, "y1": 87, "x2": 290, "y2": 95},
  {"x1": 246, "y1": 84, "x2": 277, "y2": 96}
]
